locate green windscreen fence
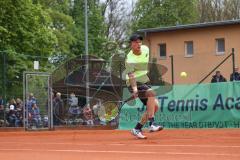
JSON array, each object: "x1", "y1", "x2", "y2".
[{"x1": 119, "y1": 81, "x2": 240, "y2": 129}]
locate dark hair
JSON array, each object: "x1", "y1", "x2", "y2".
[{"x1": 129, "y1": 34, "x2": 143, "y2": 42}]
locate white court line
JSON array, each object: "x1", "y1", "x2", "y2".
[
  {"x1": 112, "y1": 144, "x2": 240, "y2": 148},
  {"x1": 1, "y1": 141, "x2": 240, "y2": 148},
  {"x1": 0, "y1": 148, "x2": 240, "y2": 157}
]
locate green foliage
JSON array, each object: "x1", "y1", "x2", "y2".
[
  {"x1": 33, "y1": 0, "x2": 71, "y2": 14},
  {"x1": 132, "y1": 0, "x2": 198, "y2": 32},
  {"x1": 0, "y1": 0, "x2": 56, "y2": 99},
  {"x1": 70, "y1": 0, "x2": 108, "y2": 58},
  {"x1": 34, "y1": 0, "x2": 76, "y2": 63},
  {"x1": 0, "y1": 0, "x2": 109, "y2": 99},
  {"x1": 0, "y1": 0, "x2": 57, "y2": 55},
  {"x1": 0, "y1": 0, "x2": 201, "y2": 100}
]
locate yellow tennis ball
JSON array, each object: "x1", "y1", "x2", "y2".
[{"x1": 180, "y1": 71, "x2": 187, "y2": 77}]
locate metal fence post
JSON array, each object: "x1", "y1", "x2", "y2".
[
  {"x1": 232, "y1": 48, "x2": 235, "y2": 80},
  {"x1": 169, "y1": 55, "x2": 174, "y2": 85},
  {"x1": 2, "y1": 52, "x2": 7, "y2": 126}
]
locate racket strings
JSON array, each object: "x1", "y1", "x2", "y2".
[{"x1": 98, "y1": 101, "x2": 119, "y2": 122}]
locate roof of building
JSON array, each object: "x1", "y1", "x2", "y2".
[{"x1": 138, "y1": 19, "x2": 240, "y2": 33}]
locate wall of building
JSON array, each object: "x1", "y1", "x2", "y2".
[{"x1": 144, "y1": 25, "x2": 240, "y2": 84}]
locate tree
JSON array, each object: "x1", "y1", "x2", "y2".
[
  {"x1": 0, "y1": 0, "x2": 57, "y2": 98},
  {"x1": 33, "y1": 0, "x2": 76, "y2": 65},
  {"x1": 0, "y1": 0, "x2": 56, "y2": 55},
  {"x1": 132, "y1": 0, "x2": 198, "y2": 32},
  {"x1": 101, "y1": 0, "x2": 134, "y2": 42},
  {"x1": 70, "y1": 0, "x2": 108, "y2": 59},
  {"x1": 197, "y1": 0, "x2": 240, "y2": 22}
]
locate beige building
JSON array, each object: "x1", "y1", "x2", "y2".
[{"x1": 138, "y1": 20, "x2": 240, "y2": 84}]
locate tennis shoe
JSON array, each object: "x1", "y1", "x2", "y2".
[
  {"x1": 149, "y1": 125, "x2": 163, "y2": 132},
  {"x1": 131, "y1": 128, "x2": 147, "y2": 139}
]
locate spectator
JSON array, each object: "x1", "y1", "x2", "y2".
[
  {"x1": 83, "y1": 105, "x2": 94, "y2": 125},
  {"x1": 16, "y1": 98, "x2": 23, "y2": 111},
  {"x1": 68, "y1": 92, "x2": 80, "y2": 115},
  {"x1": 27, "y1": 93, "x2": 37, "y2": 111},
  {"x1": 15, "y1": 98, "x2": 23, "y2": 127},
  {"x1": 211, "y1": 71, "x2": 227, "y2": 83},
  {"x1": 29, "y1": 103, "x2": 41, "y2": 128},
  {"x1": 230, "y1": 67, "x2": 240, "y2": 81},
  {"x1": 92, "y1": 101, "x2": 100, "y2": 117},
  {"x1": 53, "y1": 92, "x2": 64, "y2": 125},
  {"x1": 92, "y1": 101, "x2": 102, "y2": 124},
  {"x1": 7, "y1": 99, "x2": 17, "y2": 127},
  {"x1": 68, "y1": 93, "x2": 78, "y2": 107}
]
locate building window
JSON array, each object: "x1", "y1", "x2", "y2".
[
  {"x1": 185, "y1": 41, "x2": 193, "y2": 57},
  {"x1": 159, "y1": 43, "x2": 166, "y2": 58},
  {"x1": 216, "y1": 38, "x2": 225, "y2": 54}
]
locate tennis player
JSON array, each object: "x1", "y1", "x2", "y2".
[{"x1": 125, "y1": 34, "x2": 163, "y2": 139}]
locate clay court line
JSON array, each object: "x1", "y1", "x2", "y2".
[
  {"x1": 1, "y1": 141, "x2": 240, "y2": 148},
  {"x1": 0, "y1": 148, "x2": 240, "y2": 157}
]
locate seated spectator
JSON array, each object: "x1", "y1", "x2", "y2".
[
  {"x1": 16, "y1": 98, "x2": 23, "y2": 111},
  {"x1": 83, "y1": 105, "x2": 94, "y2": 125},
  {"x1": 92, "y1": 101, "x2": 102, "y2": 124},
  {"x1": 68, "y1": 93, "x2": 78, "y2": 107},
  {"x1": 27, "y1": 93, "x2": 37, "y2": 111},
  {"x1": 15, "y1": 98, "x2": 23, "y2": 127},
  {"x1": 68, "y1": 93, "x2": 80, "y2": 116},
  {"x1": 92, "y1": 101, "x2": 100, "y2": 117},
  {"x1": 29, "y1": 103, "x2": 41, "y2": 128},
  {"x1": 211, "y1": 71, "x2": 227, "y2": 83},
  {"x1": 15, "y1": 110, "x2": 23, "y2": 127},
  {"x1": 69, "y1": 93, "x2": 78, "y2": 106},
  {"x1": 230, "y1": 67, "x2": 240, "y2": 81},
  {"x1": 7, "y1": 99, "x2": 17, "y2": 127}
]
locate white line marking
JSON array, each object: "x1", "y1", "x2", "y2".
[
  {"x1": 164, "y1": 152, "x2": 240, "y2": 157},
  {"x1": 130, "y1": 144, "x2": 240, "y2": 148},
  {"x1": 1, "y1": 141, "x2": 240, "y2": 148},
  {"x1": 0, "y1": 148, "x2": 240, "y2": 157}
]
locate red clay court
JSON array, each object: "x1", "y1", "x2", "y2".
[{"x1": 0, "y1": 129, "x2": 240, "y2": 160}]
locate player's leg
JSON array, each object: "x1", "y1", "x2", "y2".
[
  {"x1": 128, "y1": 87, "x2": 147, "y2": 139},
  {"x1": 137, "y1": 84, "x2": 158, "y2": 127},
  {"x1": 139, "y1": 111, "x2": 148, "y2": 124},
  {"x1": 131, "y1": 107, "x2": 148, "y2": 139},
  {"x1": 139, "y1": 100, "x2": 158, "y2": 125},
  {"x1": 145, "y1": 89, "x2": 163, "y2": 132},
  {"x1": 131, "y1": 113, "x2": 147, "y2": 139}
]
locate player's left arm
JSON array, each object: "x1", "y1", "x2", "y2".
[{"x1": 128, "y1": 72, "x2": 138, "y2": 98}]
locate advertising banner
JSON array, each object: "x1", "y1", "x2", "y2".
[{"x1": 119, "y1": 82, "x2": 240, "y2": 129}]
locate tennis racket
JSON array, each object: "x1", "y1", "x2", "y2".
[{"x1": 97, "y1": 96, "x2": 135, "y2": 123}]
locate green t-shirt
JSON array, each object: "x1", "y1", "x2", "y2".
[{"x1": 125, "y1": 45, "x2": 150, "y2": 86}]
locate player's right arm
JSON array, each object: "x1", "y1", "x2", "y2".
[{"x1": 125, "y1": 53, "x2": 138, "y2": 98}]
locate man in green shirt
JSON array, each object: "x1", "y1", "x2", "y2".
[{"x1": 125, "y1": 34, "x2": 163, "y2": 139}]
